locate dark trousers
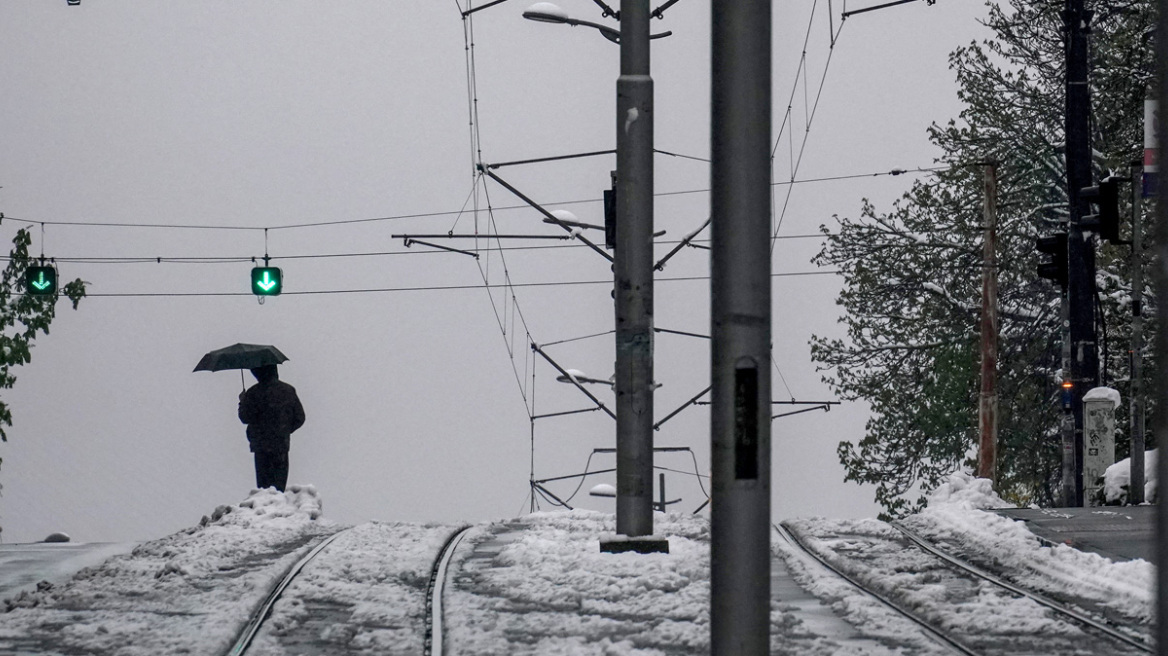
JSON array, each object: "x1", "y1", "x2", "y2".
[{"x1": 254, "y1": 450, "x2": 289, "y2": 492}]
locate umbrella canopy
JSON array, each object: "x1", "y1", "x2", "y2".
[{"x1": 193, "y1": 343, "x2": 289, "y2": 373}]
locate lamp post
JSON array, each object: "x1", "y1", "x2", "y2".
[{"x1": 523, "y1": 1, "x2": 665, "y2": 550}]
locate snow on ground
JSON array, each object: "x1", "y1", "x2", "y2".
[
  {"x1": 0, "y1": 485, "x2": 336, "y2": 655},
  {"x1": 772, "y1": 530, "x2": 950, "y2": 656},
  {"x1": 1104, "y1": 449, "x2": 1158, "y2": 505},
  {"x1": 784, "y1": 516, "x2": 1098, "y2": 654},
  {"x1": 245, "y1": 521, "x2": 461, "y2": 656},
  {"x1": 444, "y1": 511, "x2": 711, "y2": 655},
  {"x1": 900, "y1": 472, "x2": 1153, "y2": 624},
  {"x1": 443, "y1": 510, "x2": 936, "y2": 655}
]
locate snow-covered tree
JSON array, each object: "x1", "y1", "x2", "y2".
[
  {"x1": 812, "y1": 0, "x2": 1155, "y2": 517},
  {"x1": 0, "y1": 228, "x2": 86, "y2": 534}
]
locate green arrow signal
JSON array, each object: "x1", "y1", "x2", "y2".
[
  {"x1": 251, "y1": 267, "x2": 282, "y2": 295},
  {"x1": 256, "y1": 271, "x2": 277, "y2": 292},
  {"x1": 31, "y1": 271, "x2": 51, "y2": 291}
]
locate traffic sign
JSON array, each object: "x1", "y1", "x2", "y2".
[
  {"x1": 25, "y1": 266, "x2": 57, "y2": 296},
  {"x1": 251, "y1": 267, "x2": 282, "y2": 296}
]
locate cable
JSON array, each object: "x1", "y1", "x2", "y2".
[
  {"x1": 0, "y1": 167, "x2": 940, "y2": 235},
  {"x1": 63, "y1": 270, "x2": 838, "y2": 298}
]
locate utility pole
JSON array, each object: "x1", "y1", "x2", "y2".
[
  {"x1": 1063, "y1": 0, "x2": 1097, "y2": 507},
  {"x1": 978, "y1": 163, "x2": 998, "y2": 483},
  {"x1": 710, "y1": 0, "x2": 771, "y2": 653},
  {"x1": 1129, "y1": 160, "x2": 1145, "y2": 504},
  {"x1": 612, "y1": 0, "x2": 657, "y2": 541}
]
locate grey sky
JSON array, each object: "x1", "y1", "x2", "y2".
[{"x1": 1, "y1": 1, "x2": 988, "y2": 543}]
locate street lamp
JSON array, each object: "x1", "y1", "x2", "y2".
[{"x1": 522, "y1": 3, "x2": 672, "y2": 43}]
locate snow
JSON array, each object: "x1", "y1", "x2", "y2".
[
  {"x1": 1104, "y1": 448, "x2": 1158, "y2": 504},
  {"x1": 589, "y1": 483, "x2": 616, "y2": 497},
  {"x1": 0, "y1": 486, "x2": 336, "y2": 654},
  {"x1": 0, "y1": 481, "x2": 1154, "y2": 653},
  {"x1": 921, "y1": 471, "x2": 1008, "y2": 510},
  {"x1": 1082, "y1": 386, "x2": 1121, "y2": 407},
  {"x1": 902, "y1": 473, "x2": 1153, "y2": 624}
]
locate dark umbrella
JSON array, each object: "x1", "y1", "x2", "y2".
[{"x1": 194, "y1": 343, "x2": 289, "y2": 388}]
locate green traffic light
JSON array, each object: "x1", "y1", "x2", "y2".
[
  {"x1": 26, "y1": 266, "x2": 57, "y2": 296},
  {"x1": 251, "y1": 267, "x2": 282, "y2": 296}
]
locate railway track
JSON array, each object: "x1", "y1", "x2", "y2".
[
  {"x1": 780, "y1": 519, "x2": 1152, "y2": 655},
  {"x1": 424, "y1": 526, "x2": 473, "y2": 656},
  {"x1": 224, "y1": 523, "x2": 473, "y2": 656}
]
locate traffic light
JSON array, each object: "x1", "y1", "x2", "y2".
[
  {"x1": 1036, "y1": 232, "x2": 1068, "y2": 287},
  {"x1": 251, "y1": 267, "x2": 282, "y2": 296},
  {"x1": 25, "y1": 265, "x2": 57, "y2": 296},
  {"x1": 1081, "y1": 178, "x2": 1120, "y2": 243}
]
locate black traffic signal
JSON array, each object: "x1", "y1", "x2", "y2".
[
  {"x1": 251, "y1": 267, "x2": 282, "y2": 296},
  {"x1": 25, "y1": 265, "x2": 57, "y2": 296},
  {"x1": 1081, "y1": 178, "x2": 1120, "y2": 243},
  {"x1": 1036, "y1": 232, "x2": 1068, "y2": 287}
]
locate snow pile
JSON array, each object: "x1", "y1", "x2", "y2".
[
  {"x1": 0, "y1": 487, "x2": 336, "y2": 654},
  {"x1": 204, "y1": 484, "x2": 325, "y2": 526},
  {"x1": 1103, "y1": 449, "x2": 1158, "y2": 505},
  {"x1": 924, "y1": 471, "x2": 1008, "y2": 510},
  {"x1": 903, "y1": 485, "x2": 1153, "y2": 623}
]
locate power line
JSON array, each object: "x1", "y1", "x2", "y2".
[
  {"x1": 58, "y1": 269, "x2": 838, "y2": 298},
  {"x1": 0, "y1": 166, "x2": 941, "y2": 234}
]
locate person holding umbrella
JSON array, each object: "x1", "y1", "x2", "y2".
[{"x1": 195, "y1": 344, "x2": 306, "y2": 491}]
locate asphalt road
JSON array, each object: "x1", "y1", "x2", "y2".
[
  {"x1": 994, "y1": 506, "x2": 1154, "y2": 562},
  {"x1": 0, "y1": 541, "x2": 136, "y2": 601}
]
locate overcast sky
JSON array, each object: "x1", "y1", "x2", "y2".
[{"x1": 0, "y1": 1, "x2": 989, "y2": 544}]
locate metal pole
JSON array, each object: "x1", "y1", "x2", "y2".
[
  {"x1": 614, "y1": 0, "x2": 655, "y2": 538},
  {"x1": 710, "y1": 0, "x2": 771, "y2": 653},
  {"x1": 978, "y1": 163, "x2": 999, "y2": 483},
  {"x1": 1064, "y1": 0, "x2": 1098, "y2": 508},
  {"x1": 1130, "y1": 160, "x2": 1145, "y2": 505},
  {"x1": 1153, "y1": 1, "x2": 1167, "y2": 645}
]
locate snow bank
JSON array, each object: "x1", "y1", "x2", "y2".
[
  {"x1": 924, "y1": 471, "x2": 1008, "y2": 510},
  {"x1": 903, "y1": 477, "x2": 1153, "y2": 623},
  {"x1": 1103, "y1": 449, "x2": 1158, "y2": 505},
  {"x1": 0, "y1": 486, "x2": 336, "y2": 654}
]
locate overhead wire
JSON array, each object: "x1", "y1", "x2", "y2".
[{"x1": 0, "y1": 167, "x2": 940, "y2": 235}]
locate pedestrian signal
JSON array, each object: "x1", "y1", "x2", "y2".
[
  {"x1": 25, "y1": 266, "x2": 57, "y2": 296},
  {"x1": 251, "y1": 267, "x2": 282, "y2": 296}
]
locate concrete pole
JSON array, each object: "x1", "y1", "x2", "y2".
[
  {"x1": 613, "y1": 0, "x2": 655, "y2": 538},
  {"x1": 1130, "y1": 160, "x2": 1145, "y2": 505},
  {"x1": 710, "y1": 0, "x2": 771, "y2": 653},
  {"x1": 1155, "y1": 0, "x2": 1168, "y2": 648},
  {"x1": 978, "y1": 163, "x2": 999, "y2": 483}
]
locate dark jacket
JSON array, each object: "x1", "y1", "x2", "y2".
[{"x1": 239, "y1": 378, "x2": 305, "y2": 453}]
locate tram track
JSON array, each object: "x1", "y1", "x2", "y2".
[
  {"x1": 222, "y1": 523, "x2": 472, "y2": 656},
  {"x1": 424, "y1": 526, "x2": 472, "y2": 656},
  {"x1": 779, "y1": 519, "x2": 1152, "y2": 655},
  {"x1": 775, "y1": 522, "x2": 978, "y2": 656},
  {"x1": 227, "y1": 528, "x2": 352, "y2": 656}
]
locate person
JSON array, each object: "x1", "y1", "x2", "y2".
[{"x1": 238, "y1": 364, "x2": 305, "y2": 492}]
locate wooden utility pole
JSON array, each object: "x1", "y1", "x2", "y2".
[{"x1": 978, "y1": 163, "x2": 999, "y2": 482}]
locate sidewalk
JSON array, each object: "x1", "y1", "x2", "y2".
[{"x1": 993, "y1": 506, "x2": 1154, "y2": 562}]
